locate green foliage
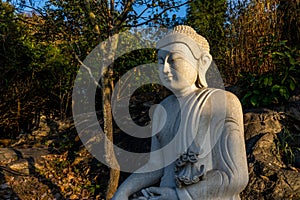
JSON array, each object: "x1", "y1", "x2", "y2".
[
  {"x1": 240, "y1": 39, "x2": 299, "y2": 108},
  {"x1": 185, "y1": 0, "x2": 227, "y2": 71},
  {"x1": 0, "y1": 1, "x2": 77, "y2": 136},
  {"x1": 185, "y1": 0, "x2": 227, "y2": 36},
  {"x1": 114, "y1": 48, "x2": 157, "y2": 79}
]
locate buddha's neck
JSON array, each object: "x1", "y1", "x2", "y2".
[{"x1": 175, "y1": 85, "x2": 199, "y2": 101}]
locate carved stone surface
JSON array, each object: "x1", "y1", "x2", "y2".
[{"x1": 113, "y1": 25, "x2": 248, "y2": 200}]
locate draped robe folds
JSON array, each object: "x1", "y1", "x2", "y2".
[{"x1": 150, "y1": 88, "x2": 248, "y2": 200}]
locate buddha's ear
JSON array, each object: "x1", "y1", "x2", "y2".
[
  {"x1": 200, "y1": 52, "x2": 212, "y2": 71},
  {"x1": 196, "y1": 52, "x2": 212, "y2": 88}
]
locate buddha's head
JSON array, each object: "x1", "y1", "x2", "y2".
[{"x1": 156, "y1": 25, "x2": 212, "y2": 93}]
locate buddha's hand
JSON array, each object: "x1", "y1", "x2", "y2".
[
  {"x1": 111, "y1": 191, "x2": 128, "y2": 200},
  {"x1": 146, "y1": 187, "x2": 179, "y2": 200}
]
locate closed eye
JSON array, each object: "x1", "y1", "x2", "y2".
[{"x1": 168, "y1": 53, "x2": 184, "y2": 63}]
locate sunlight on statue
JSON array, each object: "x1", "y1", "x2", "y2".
[{"x1": 112, "y1": 25, "x2": 248, "y2": 200}]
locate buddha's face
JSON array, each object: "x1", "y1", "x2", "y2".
[{"x1": 158, "y1": 43, "x2": 198, "y2": 93}]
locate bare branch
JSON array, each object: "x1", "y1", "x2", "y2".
[
  {"x1": 116, "y1": 0, "x2": 135, "y2": 27},
  {"x1": 15, "y1": 4, "x2": 46, "y2": 17},
  {"x1": 135, "y1": 5, "x2": 151, "y2": 20},
  {"x1": 124, "y1": 0, "x2": 191, "y2": 28},
  {"x1": 74, "y1": 54, "x2": 102, "y2": 89},
  {"x1": 110, "y1": 0, "x2": 115, "y2": 14}
]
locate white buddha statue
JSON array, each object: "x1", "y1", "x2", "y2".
[{"x1": 112, "y1": 25, "x2": 248, "y2": 200}]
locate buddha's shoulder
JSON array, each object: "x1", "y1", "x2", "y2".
[
  {"x1": 208, "y1": 88, "x2": 241, "y2": 104},
  {"x1": 203, "y1": 89, "x2": 242, "y2": 115}
]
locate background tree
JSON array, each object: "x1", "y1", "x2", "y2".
[
  {"x1": 185, "y1": 0, "x2": 227, "y2": 74},
  {"x1": 0, "y1": 2, "x2": 74, "y2": 135},
  {"x1": 277, "y1": 0, "x2": 300, "y2": 49}
]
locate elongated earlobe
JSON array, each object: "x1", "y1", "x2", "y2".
[
  {"x1": 201, "y1": 52, "x2": 212, "y2": 71},
  {"x1": 196, "y1": 52, "x2": 212, "y2": 88}
]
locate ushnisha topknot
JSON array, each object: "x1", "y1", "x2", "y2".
[
  {"x1": 170, "y1": 25, "x2": 210, "y2": 53},
  {"x1": 156, "y1": 25, "x2": 210, "y2": 60}
]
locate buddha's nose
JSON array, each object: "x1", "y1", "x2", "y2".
[{"x1": 163, "y1": 62, "x2": 171, "y2": 74}]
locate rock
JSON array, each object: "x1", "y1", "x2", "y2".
[
  {"x1": 0, "y1": 147, "x2": 52, "y2": 176},
  {"x1": 243, "y1": 109, "x2": 283, "y2": 156},
  {"x1": 9, "y1": 160, "x2": 30, "y2": 175},
  {"x1": 244, "y1": 109, "x2": 283, "y2": 139},
  {"x1": 0, "y1": 147, "x2": 50, "y2": 161},
  {"x1": 241, "y1": 108, "x2": 300, "y2": 199},
  {"x1": 253, "y1": 133, "x2": 285, "y2": 169},
  {"x1": 0, "y1": 148, "x2": 18, "y2": 164}
]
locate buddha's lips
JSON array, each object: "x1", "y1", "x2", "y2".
[{"x1": 164, "y1": 76, "x2": 174, "y2": 81}]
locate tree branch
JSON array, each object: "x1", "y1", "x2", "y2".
[
  {"x1": 15, "y1": 3, "x2": 46, "y2": 17},
  {"x1": 74, "y1": 54, "x2": 102, "y2": 89},
  {"x1": 124, "y1": 0, "x2": 191, "y2": 28},
  {"x1": 115, "y1": 0, "x2": 135, "y2": 28}
]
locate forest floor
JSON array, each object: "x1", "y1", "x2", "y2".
[{"x1": 0, "y1": 117, "x2": 108, "y2": 199}]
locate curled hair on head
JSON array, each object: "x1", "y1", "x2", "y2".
[{"x1": 170, "y1": 25, "x2": 210, "y2": 53}]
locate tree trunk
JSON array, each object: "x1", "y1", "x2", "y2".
[
  {"x1": 102, "y1": 68, "x2": 120, "y2": 200},
  {"x1": 102, "y1": 35, "x2": 120, "y2": 200}
]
